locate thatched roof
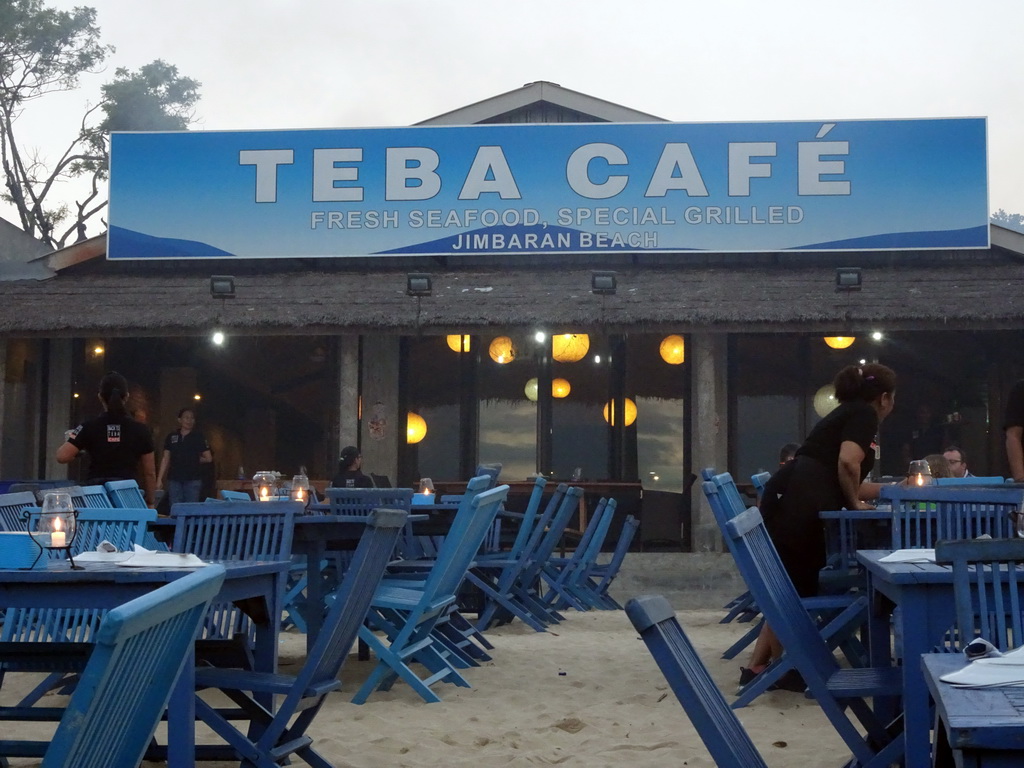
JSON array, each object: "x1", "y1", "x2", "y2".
[{"x1": 1, "y1": 234, "x2": 1022, "y2": 336}]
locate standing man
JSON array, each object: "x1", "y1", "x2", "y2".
[
  {"x1": 157, "y1": 407, "x2": 213, "y2": 506},
  {"x1": 1006, "y1": 380, "x2": 1024, "y2": 482},
  {"x1": 942, "y1": 445, "x2": 973, "y2": 478}
]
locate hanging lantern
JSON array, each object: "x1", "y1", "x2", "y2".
[
  {"x1": 524, "y1": 378, "x2": 539, "y2": 402},
  {"x1": 488, "y1": 336, "x2": 516, "y2": 364},
  {"x1": 407, "y1": 412, "x2": 427, "y2": 444},
  {"x1": 603, "y1": 398, "x2": 638, "y2": 427},
  {"x1": 824, "y1": 336, "x2": 856, "y2": 349},
  {"x1": 446, "y1": 335, "x2": 471, "y2": 353},
  {"x1": 813, "y1": 384, "x2": 838, "y2": 418},
  {"x1": 659, "y1": 334, "x2": 686, "y2": 364},
  {"x1": 551, "y1": 333, "x2": 590, "y2": 363},
  {"x1": 552, "y1": 378, "x2": 571, "y2": 398}
]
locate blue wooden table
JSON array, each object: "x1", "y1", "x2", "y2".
[
  {"x1": 923, "y1": 653, "x2": 1024, "y2": 767},
  {"x1": 857, "y1": 550, "x2": 988, "y2": 768},
  {"x1": 0, "y1": 558, "x2": 288, "y2": 768},
  {"x1": 857, "y1": 550, "x2": 952, "y2": 767}
]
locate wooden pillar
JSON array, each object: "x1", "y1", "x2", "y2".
[
  {"x1": 360, "y1": 335, "x2": 400, "y2": 486},
  {"x1": 42, "y1": 338, "x2": 73, "y2": 479},
  {"x1": 691, "y1": 332, "x2": 729, "y2": 552},
  {"x1": 336, "y1": 334, "x2": 361, "y2": 455}
]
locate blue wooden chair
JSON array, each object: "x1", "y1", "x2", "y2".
[
  {"x1": 626, "y1": 594, "x2": 769, "y2": 768},
  {"x1": 103, "y1": 479, "x2": 147, "y2": 508},
  {"x1": 541, "y1": 497, "x2": 617, "y2": 611},
  {"x1": 353, "y1": 485, "x2": 509, "y2": 703},
  {"x1": 39, "y1": 564, "x2": 225, "y2": 768},
  {"x1": 476, "y1": 485, "x2": 584, "y2": 632},
  {"x1": 705, "y1": 473, "x2": 869, "y2": 709},
  {"x1": 470, "y1": 480, "x2": 564, "y2": 632},
  {"x1": 880, "y1": 484, "x2": 1023, "y2": 547},
  {"x1": 722, "y1": 503, "x2": 904, "y2": 766},
  {"x1": 78, "y1": 485, "x2": 112, "y2": 508},
  {"x1": 699, "y1": 469, "x2": 759, "y2": 627},
  {"x1": 192, "y1": 509, "x2": 406, "y2": 766},
  {"x1": 172, "y1": 500, "x2": 297, "y2": 666},
  {"x1": 0, "y1": 491, "x2": 37, "y2": 531},
  {"x1": 584, "y1": 513, "x2": 639, "y2": 609},
  {"x1": 935, "y1": 538, "x2": 1024, "y2": 652},
  {"x1": 934, "y1": 476, "x2": 1007, "y2": 486},
  {"x1": 750, "y1": 471, "x2": 770, "y2": 502},
  {"x1": 34, "y1": 486, "x2": 86, "y2": 508},
  {"x1": 220, "y1": 489, "x2": 252, "y2": 501}
]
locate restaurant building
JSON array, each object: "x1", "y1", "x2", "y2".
[{"x1": 1, "y1": 81, "x2": 1023, "y2": 551}]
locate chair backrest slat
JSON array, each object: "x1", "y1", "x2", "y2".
[{"x1": 935, "y1": 538, "x2": 1024, "y2": 651}]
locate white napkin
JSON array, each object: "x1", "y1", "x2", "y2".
[
  {"x1": 941, "y1": 645, "x2": 1024, "y2": 687},
  {"x1": 115, "y1": 544, "x2": 206, "y2": 568},
  {"x1": 879, "y1": 549, "x2": 936, "y2": 563}
]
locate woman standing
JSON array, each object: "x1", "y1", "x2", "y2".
[
  {"x1": 156, "y1": 407, "x2": 213, "y2": 505},
  {"x1": 56, "y1": 371, "x2": 157, "y2": 507},
  {"x1": 740, "y1": 362, "x2": 897, "y2": 689}
]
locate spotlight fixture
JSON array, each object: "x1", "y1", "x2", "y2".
[
  {"x1": 406, "y1": 273, "x2": 432, "y2": 297},
  {"x1": 834, "y1": 267, "x2": 862, "y2": 292},
  {"x1": 210, "y1": 275, "x2": 236, "y2": 298},
  {"x1": 591, "y1": 271, "x2": 617, "y2": 295}
]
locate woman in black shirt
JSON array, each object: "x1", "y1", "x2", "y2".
[
  {"x1": 56, "y1": 371, "x2": 157, "y2": 507},
  {"x1": 330, "y1": 445, "x2": 373, "y2": 489},
  {"x1": 740, "y1": 363, "x2": 896, "y2": 690}
]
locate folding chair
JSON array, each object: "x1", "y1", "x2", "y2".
[
  {"x1": 471, "y1": 479, "x2": 563, "y2": 632},
  {"x1": 353, "y1": 485, "x2": 509, "y2": 703},
  {"x1": 723, "y1": 504, "x2": 903, "y2": 766},
  {"x1": 103, "y1": 479, "x2": 147, "y2": 508},
  {"x1": 78, "y1": 485, "x2": 113, "y2": 508},
  {"x1": 540, "y1": 497, "x2": 617, "y2": 611},
  {"x1": 935, "y1": 538, "x2": 1024, "y2": 652},
  {"x1": 192, "y1": 509, "x2": 407, "y2": 767},
  {"x1": 626, "y1": 594, "x2": 769, "y2": 768},
  {"x1": 172, "y1": 501, "x2": 297, "y2": 667},
  {"x1": 0, "y1": 491, "x2": 37, "y2": 531},
  {"x1": 705, "y1": 473, "x2": 869, "y2": 708},
  {"x1": 881, "y1": 484, "x2": 1022, "y2": 547},
  {"x1": 41, "y1": 564, "x2": 225, "y2": 768},
  {"x1": 584, "y1": 513, "x2": 639, "y2": 609}
]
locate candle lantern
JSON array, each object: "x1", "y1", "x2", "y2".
[
  {"x1": 413, "y1": 477, "x2": 435, "y2": 505},
  {"x1": 253, "y1": 470, "x2": 277, "y2": 501},
  {"x1": 908, "y1": 459, "x2": 933, "y2": 487},
  {"x1": 290, "y1": 473, "x2": 310, "y2": 504},
  {"x1": 25, "y1": 492, "x2": 81, "y2": 569}
]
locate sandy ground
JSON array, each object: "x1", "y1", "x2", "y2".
[{"x1": 1, "y1": 600, "x2": 851, "y2": 767}]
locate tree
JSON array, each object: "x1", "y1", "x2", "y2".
[
  {"x1": 0, "y1": 0, "x2": 200, "y2": 249},
  {"x1": 992, "y1": 209, "x2": 1024, "y2": 234}
]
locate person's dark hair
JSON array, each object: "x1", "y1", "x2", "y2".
[
  {"x1": 943, "y1": 444, "x2": 967, "y2": 462},
  {"x1": 99, "y1": 371, "x2": 129, "y2": 418},
  {"x1": 177, "y1": 407, "x2": 195, "y2": 419},
  {"x1": 833, "y1": 363, "x2": 897, "y2": 404},
  {"x1": 779, "y1": 442, "x2": 800, "y2": 464},
  {"x1": 338, "y1": 445, "x2": 360, "y2": 472}
]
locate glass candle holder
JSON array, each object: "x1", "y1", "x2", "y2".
[
  {"x1": 253, "y1": 470, "x2": 277, "y2": 501},
  {"x1": 290, "y1": 474, "x2": 310, "y2": 504},
  {"x1": 26, "y1": 492, "x2": 81, "y2": 569},
  {"x1": 908, "y1": 459, "x2": 933, "y2": 487}
]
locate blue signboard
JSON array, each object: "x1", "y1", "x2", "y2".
[{"x1": 107, "y1": 118, "x2": 988, "y2": 259}]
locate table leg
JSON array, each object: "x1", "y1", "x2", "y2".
[
  {"x1": 304, "y1": 540, "x2": 327, "y2": 654},
  {"x1": 167, "y1": 653, "x2": 196, "y2": 768}
]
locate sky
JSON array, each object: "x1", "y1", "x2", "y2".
[{"x1": 9, "y1": 0, "x2": 1024, "y2": 237}]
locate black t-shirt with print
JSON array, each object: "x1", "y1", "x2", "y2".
[
  {"x1": 163, "y1": 429, "x2": 210, "y2": 482},
  {"x1": 796, "y1": 399, "x2": 878, "y2": 482},
  {"x1": 68, "y1": 412, "x2": 155, "y2": 481}
]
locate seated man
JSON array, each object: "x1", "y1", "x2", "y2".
[{"x1": 942, "y1": 445, "x2": 973, "y2": 478}]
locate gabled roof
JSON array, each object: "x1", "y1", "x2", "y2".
[{"x1": 417, "y1": 80, "x2": 666, "y2": 125}]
